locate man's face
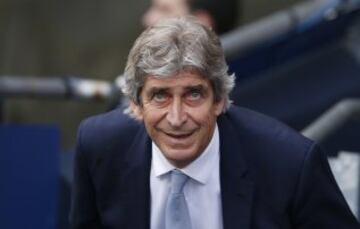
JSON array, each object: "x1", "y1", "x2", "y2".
[
  {"x1": 132, "y1": 70, "x2": 224, "y2": 168},
  {"x1": 142, "y1": 0, "x2": 189, "y2": 28}
]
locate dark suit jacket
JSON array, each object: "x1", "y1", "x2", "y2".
[{"x1": 70, "y1": 106, "x2": 359, "y2": 228}]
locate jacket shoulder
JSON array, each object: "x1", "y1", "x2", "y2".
[
  {"x1": 220, "y1": 106, "x2": 316, "y2": 185},
  {"x1": 76, "y1": 108, "x2": 142, "y2": 157},
  {"x1": 224, "y1": 105, "x2": 313, "y2": 151}
]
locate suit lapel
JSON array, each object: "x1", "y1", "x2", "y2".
[
  {"x1": 120, "y1": 123, "x2": 152, "y2": 229},
  {"x1": 218, "y1": 114, "x2": 254, "y2": 229}
]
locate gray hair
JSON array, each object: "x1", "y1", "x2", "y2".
[{"x1": 119, "y1": 17, "x2": 235, "y2": 112}]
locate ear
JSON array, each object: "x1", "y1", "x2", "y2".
[
  {"x1": 213, "y1": 98, "x2": 225, "y2": 116},
  {"x1": 129, "y1": 101, "x2": 144, "y2": 120}
]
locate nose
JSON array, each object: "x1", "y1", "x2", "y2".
[{"x1": 166, "y1": 98, "x2": 187, "y2": 127}]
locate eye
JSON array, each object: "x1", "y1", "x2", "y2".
[
  {"x1": 152, "y1": 91, "x2": 168, "y2": 103},
  {"x1": 187, "y1": 90, "x2": 202, "y2": 101}
]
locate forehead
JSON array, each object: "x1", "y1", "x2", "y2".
[{"x1": 142, "y1": 71, "x2": 211, "y2": 92}]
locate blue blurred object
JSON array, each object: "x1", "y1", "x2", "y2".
[
  {"x1": 57, "y1": 149, "x2": 75, "y2": 229},
  {"x1": 224, "y1": 2, "x2": 360, "y2": 157},
  {"x1": 227, "y1": 10, "x2": 360, "y2": 82},
  {"x1": 0, "y1": 125, "x2": 60, "y2": 229},
  {"x1": 0, "y1": 100, "x2": 3, "y2": 123},
  {"x1": 228, "y1": 11, "x2": 360, "y2": 131},
  {"x1": 322, "y1": 120, "x2": 360, "y2": 155}
]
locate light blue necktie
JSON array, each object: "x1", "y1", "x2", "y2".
[{"x1": 165, "y1": 169, "x2": 192, "y2": 229}]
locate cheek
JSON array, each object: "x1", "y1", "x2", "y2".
[
  {"x1": 142, "y1": 108, "x2": 166, "y2": 129},
  {"x1": 189, "y1": 106, "x2": 219, "y2": 125}
]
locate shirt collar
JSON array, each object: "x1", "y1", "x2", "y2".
[{"x1": 151, "y1": 124, "x2": 220, "y2": 185}]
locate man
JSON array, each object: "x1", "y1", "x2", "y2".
[
  {"x1": 111, "y1": 0, "x2": 238, "y2": 109},
  {"x1": 70, "y1": 17, "x2": 359, "y2": 228},
  {"x1": 142, "y1": 0, "x2": 238, "y2": 34}
]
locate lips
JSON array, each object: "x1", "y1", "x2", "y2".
[
  {"x1": 159, "y1": 128, "x2": 197, "y2": 140},
  {"x1": 165, "y1": 132, "x2": 193, "y2": 138}
]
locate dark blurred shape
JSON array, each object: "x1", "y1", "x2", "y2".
[
  {"x1": 0, "y1": 76, "x2": 68, "y2": 98},
  {"x1": 0, "y1": 100, "x2": 3, "y2": 123},
  {"x1": 321, "y1": 120, "x2": 360, "y2": 156},
  {"x1": 142, "y1": 0, "x2": 189, "y2": 28},
  {"x1": 302, "y1": 98, "x2": 360, "y2": 155},
  {"x1": 142, "y1": 0, "x2": 239, "y2": 35},
  {"x1": 189, "y1": 0, "x2": 239, "y2": 34},
  {"x1": 302, "y1": 98, "x2": 360, "y2": 143},
  {"x1": 0, "y1": 75, "x2": 120, "y2": 102},
  {"x1": 222, "y1": 0, "x2": 359, "y2": 63},
  {"x1": 231, "y1": 37, "x2": 360, "y2": 130},
  {"x1": 0, "y1": 125, "x2": 59, "y2": 229},
  {"x1": 224, "y1": 0, "x2": 360, "y2": 132},
  {"x1": 58, "y1": 176, "x2": 71, "y2": 229}
]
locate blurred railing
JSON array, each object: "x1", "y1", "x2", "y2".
[
  {"x1": 301, "y1": 98, "x2": 360, "y2": 219},
  {"x1": 221, "y1": 0, "x2": 360, "y2": 59},
  {"x1": 301, "y1": 98, "x2": 360, "y2": 142},
  {"x1": 0, "y1": 76, "x2": 122, "y2": 120},
  {"x1": 1, "y1": 0, "x2": 360, "y2": 116},
  {"x1": 0, "y1": 75, "x2": 119, "y2": 101},
  {"x1": 1, "y1": 0, "x2": 360, "y2": 103},
  {"x1": 302, "y1": 99, "x2": 360, "y2": 219}
]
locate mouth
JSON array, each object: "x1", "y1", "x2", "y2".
[
  {"x1": 165, "y1": 132, "x2": 193, "y2": 139},
  {"x1": 160, "y1": 129, "x2": 197, "y2": 140}
]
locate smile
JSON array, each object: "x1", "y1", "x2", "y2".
[
  {"x1": 165, "y1": 132, "x2": 193, "y2": 138},
  {"x1": 160, "y1": 129, "x2": 197, "y2": 140}
]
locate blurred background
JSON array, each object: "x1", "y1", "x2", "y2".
[
  {"x1": 1, "y1": 0, "x2": 360, "y2": 228},
  {"x1": 0, "y1": 0, "x2": 301, "y2": 149}
]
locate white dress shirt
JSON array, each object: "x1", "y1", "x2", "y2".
[{"x1": 150, "y1": 125, "x2": 223, "y2": 229}]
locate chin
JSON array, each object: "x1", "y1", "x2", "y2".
[{"x1": 162, "y1": 147, "x2": 199, "y2": 167}]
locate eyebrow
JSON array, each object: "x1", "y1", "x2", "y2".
[
  {"x1": 144, "y1": 83, "x2": 209, "y2": 98},
  {"x1": 184, "y1": 84, "x2": 207, "y2": 92},
  {"x1": 145, "y1": 87, "x2": 169, "y2": 98}
]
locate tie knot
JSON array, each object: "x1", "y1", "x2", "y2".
[{"x1": 170, "y1": 170, "x2": 189, "y2": 194}]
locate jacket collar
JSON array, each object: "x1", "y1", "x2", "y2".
[
  {"x1": 218, "y1": 112, "x2": 254, "y2": 229},
  {"x1": 120, "y1": 123, "x2": 152, "y2": 229}
]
